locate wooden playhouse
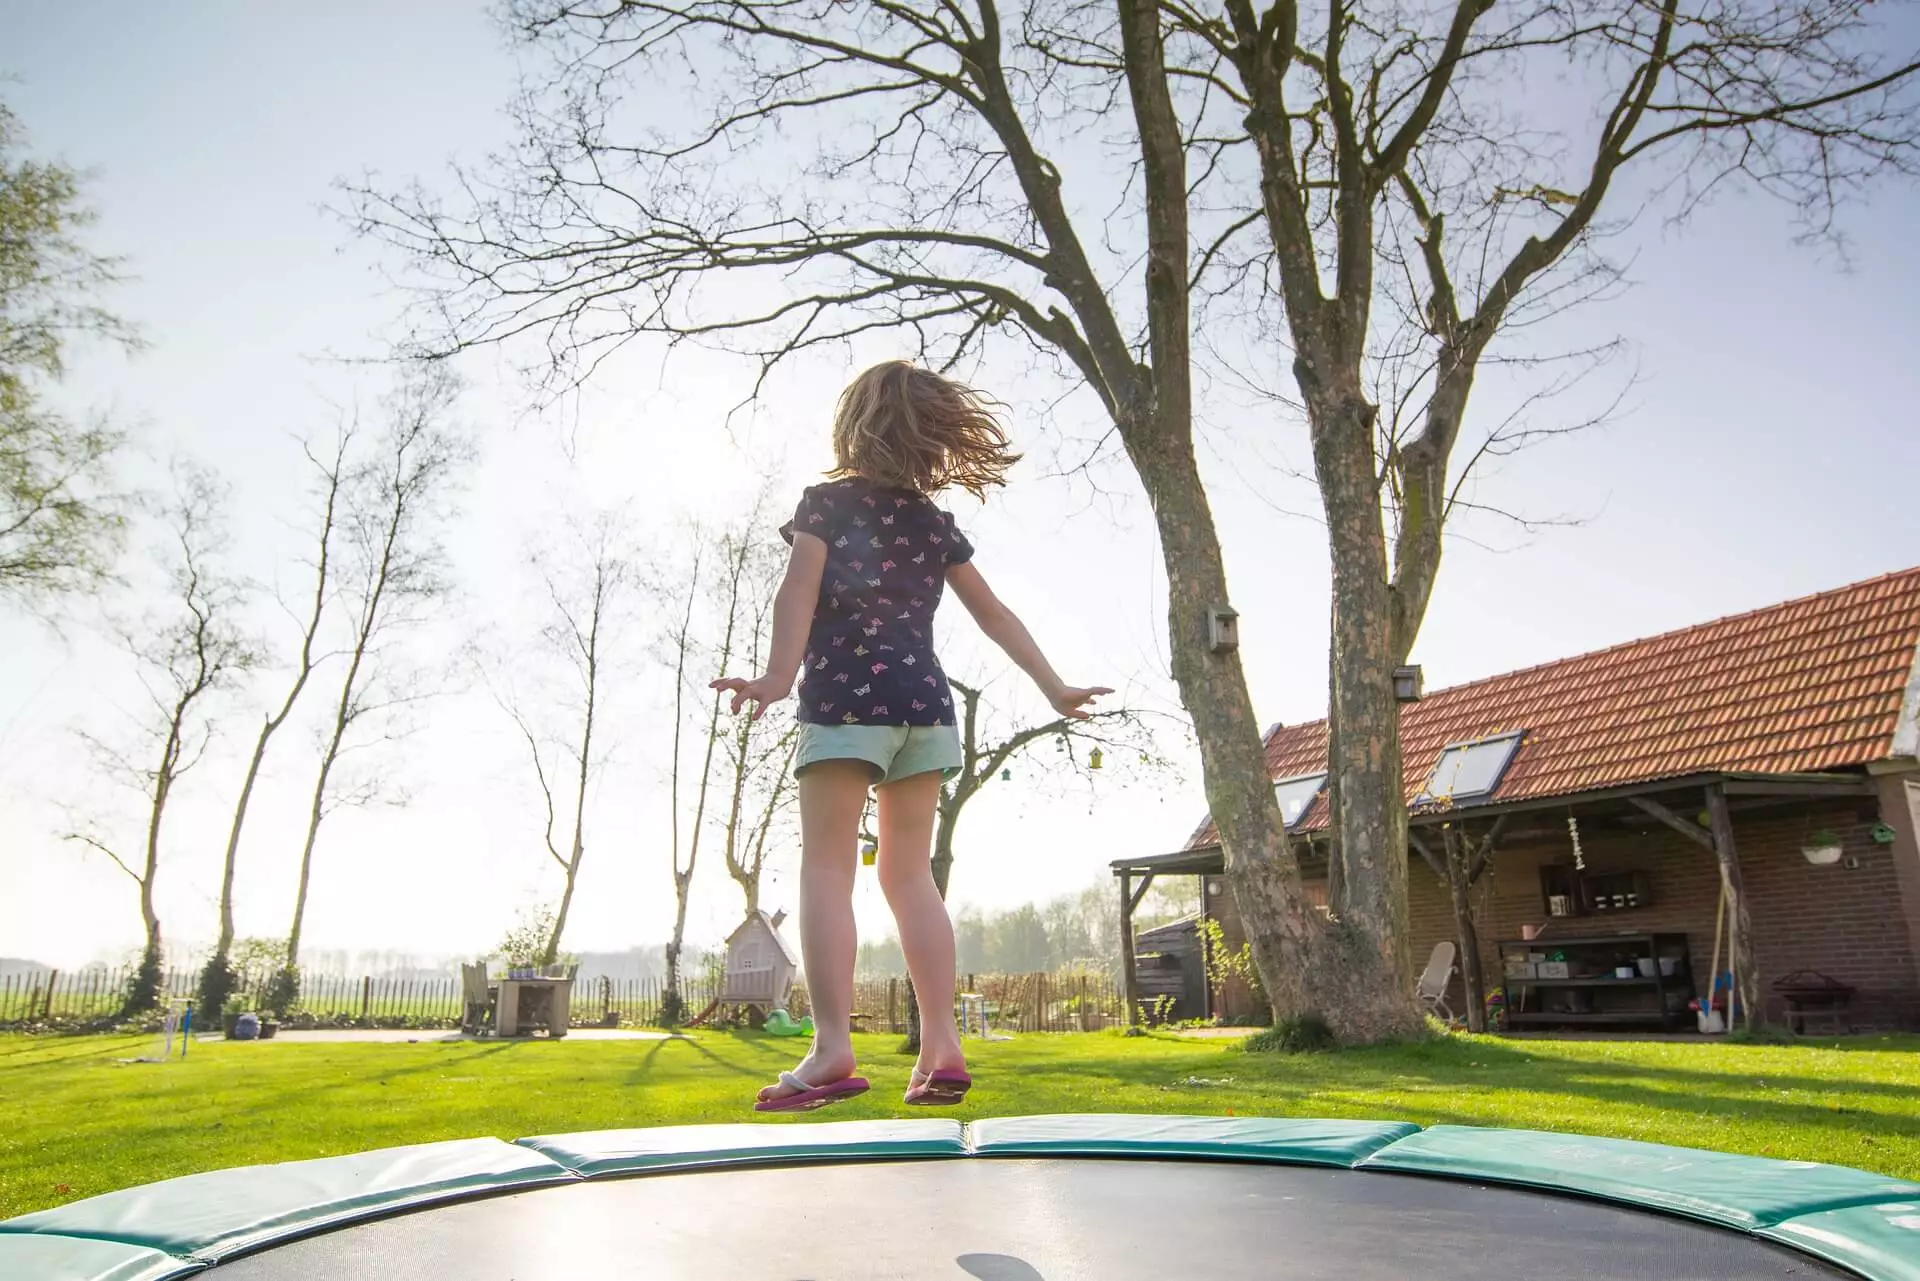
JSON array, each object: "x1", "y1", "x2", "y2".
[{"x1": 689, "y1": 909, "x2": 799, "y2": 1025}]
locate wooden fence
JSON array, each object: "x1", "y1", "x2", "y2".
[
  {"x1": 793, "y1": 971, "x2": 1126, "y2": 1033},
  {"x1": 0, "y1": 966, "x2": 1124, "y2": 1032}
]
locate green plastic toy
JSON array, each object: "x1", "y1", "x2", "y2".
[{"x1": 764, "y1": 1009, "x2": 814, "y2": 1036}]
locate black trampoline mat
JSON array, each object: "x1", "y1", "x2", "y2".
[{"x1": 209, "y1": 1158, "x2": 1852, "y2": 1280}]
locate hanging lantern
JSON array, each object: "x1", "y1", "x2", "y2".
[
  {"x1": 1089, "y1": 747, "x2": 1104, "y2": 770},
  {"x1": 1001, "y1": 768, "x2": 1012, "y2": 782},
  {"x1": 861, "y1": 839, "x2": 877, "y2": 867}
]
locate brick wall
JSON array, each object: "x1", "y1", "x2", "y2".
[{"x1": 1206, "y1": 795, "x2": 1920, "y2": 1031}]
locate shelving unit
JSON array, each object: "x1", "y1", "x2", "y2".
[
  {"x1": 1537, "y1": 863, "x2": 1656, "y2": 918},
  {"x1": 1499, "y1": 933, "x2": 1695, "y2": 1031}
]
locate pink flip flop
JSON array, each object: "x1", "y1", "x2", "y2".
[
  {"x1": 754, "y1": 1070, "x2": 870, "y2": 1113},
  {"x1": 904, "y1": 1068, "x2": 972, "y2": 1106}
]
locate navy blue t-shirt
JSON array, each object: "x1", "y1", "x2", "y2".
[{"x1": 781, "y1": 477, "x2": 974, "y2": 726}]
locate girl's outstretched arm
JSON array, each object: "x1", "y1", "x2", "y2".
[
  {"x1": 712, "y1": 533, "x2": 827, "y2": 719},
  {"x1": 946, "y1": 561, "x2": 1111, "y2": 718}
]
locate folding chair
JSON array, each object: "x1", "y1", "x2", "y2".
[
  {"x1": 460, "y1": 962, "x2": 496, "y2": 1036},
  {"x1": 1416, "y1": 941, "x2": 1458, "y2": 1024}
]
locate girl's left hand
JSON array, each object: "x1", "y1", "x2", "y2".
[
  {"x1": 1050, "y1": 686, "x2": 1114, "y2": 720},
  {"x1": 710, "y1": 674, "x2": 790, "y2": 720}
]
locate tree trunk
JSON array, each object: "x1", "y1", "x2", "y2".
[
  {"x1": 663, "y1": 873, "x2": 693, "y2": 1023},
  {"x1": 125, "y1": 709, "x2": 184, "y2": 1015},
  {"x1": 543, "y1": 638, "x2": 599, "y2": 967},
  {"x1": 1302, "y1": 374, "x2": 1424, "y2": 1042},
  {"x1": 543, "y1": 838, "x2": 582, "y2": 969},
  {"x1": 284, "y1": 749, "x2": 333, "y2": 972},
  {"x1": 214, "y1": 723, "x2": 274, "y2": 962},
  {"x1": 1112, "y1": 0, "x2": 1374, "y2": 1037},
  {"x1": 1444, "y1": 840, "x2": 1487, "y2": 1033}
]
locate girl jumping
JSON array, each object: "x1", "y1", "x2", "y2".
[{"x1": 712, "y1": 360, "x2": 1108, "y2": 1111}]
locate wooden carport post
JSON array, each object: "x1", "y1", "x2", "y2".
[
  {"x1": 1630, "y1": 786, "x2": 1759, "y2": 1030},
  {"x1": 1117, "y1": 870, "x2": 1156, "y2": 1027},
  {"x1": 1704, "y1": 784, "x2": 1759, "y2": 1030}
]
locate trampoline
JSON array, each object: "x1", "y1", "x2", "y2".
[{"x1": 5, "y1": 1115, "x2": 1918, "y2": 1280}]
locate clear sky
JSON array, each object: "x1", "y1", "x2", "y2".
[{"x1": 3, "y1": 3, "x2": 1916, "y2": 972}]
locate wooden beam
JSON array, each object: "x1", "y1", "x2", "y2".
[
  {"x1": 1628, "y1": 795, "x2": 1718, "y2": 852},
  {"x1": 1408, "y1": 832, "x2": 1444, "y2": 879},
  {"x1": 1704, "y1": 783, "x2": 1760, "y2": 1031},
  {"x1": 1720, "y1": 776, "x2": 1875, "y2": 799},
  {"x1": 1118, "y1": 872, "x2": 1140, "y2": 1028},
  {"x1": 1127, "y1": 870, "x2": 1157, "y2": 913}
]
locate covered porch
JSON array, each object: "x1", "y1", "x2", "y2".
[{"x1": 1113, "y1": 769, "x2": 1920, "y2": 1033}]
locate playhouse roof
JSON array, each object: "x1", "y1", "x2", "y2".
[{"x1": 727, "y1": 909, "x2": 799, "y2": 966}]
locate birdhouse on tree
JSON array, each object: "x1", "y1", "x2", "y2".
[{"x1": 720, "y1": 909, "x2": 799, "y2": 1014}]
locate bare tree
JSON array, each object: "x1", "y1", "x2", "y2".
[
  {"x1": 497, "y1": 511, "x2": 638, "y2": 966},
  {"x1": 195, "y1": 429, "x2": 351, "y2": 1024},
  {"x1": 716, "y1": 524, "x2": 800, "y2": 919},
  {"x1": 938, "y1": 677, "x2": 1176, "y2": 898},
  {"x1": 67, "y1": 464, "x2": 256, "y2": 1014},
  {"x1": 900, "y1": 674, "x2": 1175, "y2": 1048},
  {"x1": 655, "y1": 513, "x2": 766, "y2": 1021},
  {"x1": 270, "y1": 368, "x2": 468, "y2": 1011},
  {"x1": 1410, "y1": 817, "x2": 1504, "y2": 1033},
  {"x1": 721, "y1": 722, "x2": 800, "y2": 918},
  {"x1": 354, "y1": 0, "x2": 1917, "y2": 1039}
]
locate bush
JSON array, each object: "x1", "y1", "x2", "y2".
[
  {"x1": 264, "y1": 966, "x2": 301, "y2": 1016},
  {"x1": 121, "y1": 947, "x2": 163, "y2": 1018},
  {"x1": 1241, "y1": 1014, "x2": 1337, "y2": 1054},
  {"x1": 194, "y1": 954, "x2": 239, "y2": 1027}
]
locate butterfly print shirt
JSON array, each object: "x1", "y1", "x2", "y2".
[{"x1": 781, "y1": 477, "x2": 974, "y2": 727}]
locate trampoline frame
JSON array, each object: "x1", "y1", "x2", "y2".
[{"x1": 4, "y1": 1113, "x2": 1918, "y2": 1280}]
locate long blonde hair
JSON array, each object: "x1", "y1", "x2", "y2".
[{"x1": 829, "y1": 361, "x2": 1019, "y2": 499}]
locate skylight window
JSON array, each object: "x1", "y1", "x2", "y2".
[
  {"x1": 1418, "y1": 732, "x2": 1524, "y2": 805},
  {"x1": 1274, "y1": 773, "x2": 1327, "y2": 830}
]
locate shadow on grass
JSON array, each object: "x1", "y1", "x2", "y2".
[
  {"x1": 1414, "y1": 1035, "x2": 1920, "y2": 1108},
  {"x1": 0, "y1": 1036, "x2": 150, "y2": 1071},
  {"x1": 619, "y1": 1030, "x2": 792, "y2": 1088}
]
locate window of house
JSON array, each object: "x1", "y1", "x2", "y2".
[
  {"x1": 1418, "y1": 732, "x2": 1523, "y2": 804},
  {"x1": 1273, "y1": 773, "x2": 1327, "y2": 830}
]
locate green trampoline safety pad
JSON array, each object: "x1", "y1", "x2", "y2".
[
  {"x1": 0, "y1": 1232, "x2": 199, "y2": 1281},
  {"x1": 516, "y1": 1117, "x2": 967, "y2": 1177},
  {"x1": 0, "y1": 1137, "x2": 575, "y2": 1263},
  {"x1": 968, "y1": 1113, "x2": 1418, "y2": 1167},
  {"x1": 1760, "y1": 1201, "x2": 1920, "y2": 1281},
  {"x1": 1362, "y1": 1124, "x2": 1920, "y2": 1232}
]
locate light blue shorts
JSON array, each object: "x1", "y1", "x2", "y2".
[{"x1": 795, "y1": 723, "x2": 964, "y2": 784}]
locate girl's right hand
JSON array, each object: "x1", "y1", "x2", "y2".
[
  {"x1": 1050, "y1": 685, "x2": 1114, "y2": 720},
  {"x1": 710, "y1": 675, "x2": 790, "y2": 720}
]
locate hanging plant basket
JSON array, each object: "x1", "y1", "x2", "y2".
[{"x1": 1801, "y1": 830, "x2": 1843, "y2": 866}]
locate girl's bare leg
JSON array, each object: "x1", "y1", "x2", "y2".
[
  {"x1": 874, "y1": 770, "x2": 967, "y2": 1077},
  {"x1": 761, "y1": 759, "x2": 867, "y2": 1100}
]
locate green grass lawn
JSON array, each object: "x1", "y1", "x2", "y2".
[{"x1": 4, "y1": 1028, "x2": 1917, "y2": 1219}]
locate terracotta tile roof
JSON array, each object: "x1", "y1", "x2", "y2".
[{"x1": 1189, "y1": 567, "x2": 1920, "y2": 846}]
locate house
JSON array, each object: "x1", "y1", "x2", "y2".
[
  {"x1": 1114, "y1": 567, "x2": 1920, "y2": 1032},
  {"x1": 720, "y1": 909, "x2": 799, "y2": 1015}
]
